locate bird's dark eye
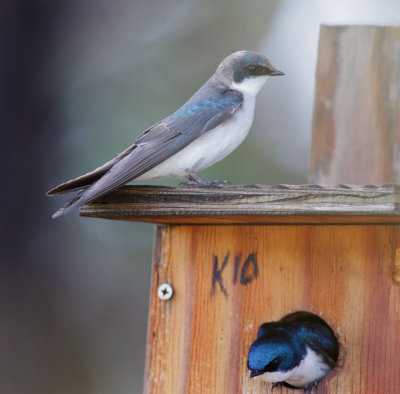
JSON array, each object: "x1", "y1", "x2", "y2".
[
  {"x1": 264, "y1": 357, "x2": 281, "y2": 372},
  {"x1": 247, "y1": 65, "x2": 257, "y2": 73}
]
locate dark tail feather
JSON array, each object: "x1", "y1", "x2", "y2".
[
  {"x1": 49, "y1": 144, "x2": 140, "y2": 218},
  {"x1": 47, "y1": 144, "x2": 137, "y2": 196},
  {"x1": 52, "y1": 193, "x2": 83, "y2": 219},
  {"x1": 47, "y1": 171, "x2": 107, "y2": 196}
]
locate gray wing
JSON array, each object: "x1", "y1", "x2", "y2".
[{"x1": 53, "y1": 88, "x2": 243, "y2": 217}]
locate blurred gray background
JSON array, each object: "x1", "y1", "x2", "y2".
[{"x1": 2, "y1": 1, "x2": 400, "y2": 393}]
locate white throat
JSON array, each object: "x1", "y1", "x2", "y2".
[
  {"x1": 256, "y1": 347, "x2": 331, "y2": 388},
  {"x1": 231, "y1": 75, "x2": 270, "y2": 96}
]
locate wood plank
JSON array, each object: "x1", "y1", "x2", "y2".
[
  {"x1": 309, "y1": 25, "x2": 400, "y2": 184},
  {"x1": 92, "y1": 214, "x2": 400, "y2": 225},
  {"x1": 80, "y1": 184, "x2": 400, "y2": 224},
  {"x1": 144, "y1": 225, "x2": 400, "y2": 393}
]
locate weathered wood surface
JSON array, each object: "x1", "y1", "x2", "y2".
[
  {"x1": 80, "y1": 184, "x2": 400, "y2": 224},
  {"x1": 140, "y1": 25, "x2": 400, "y2": 394},
  {"x1": 144, "y1": 225, "x2": 400, "y2": 393},
  {"x1": 309, "y1": 25, "x2": 400, "y2": 184}
]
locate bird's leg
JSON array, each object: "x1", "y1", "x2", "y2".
[
  {"x1": 271, "y1": 382, "x2": 282, "y2": 392},
  {"x1": 181, "y1": 174, "x2": 198, "y2": 185},
  {"x1": 304, "y1": 381, "x2": 318, "y2": 394},
  {"x1": 181, "y1": 169, "x2": 231, "y2": 186}
]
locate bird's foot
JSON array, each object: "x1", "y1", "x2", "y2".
[
  {"x1": 180, "y1": 170, "x2": 231, "y2": 186},
  {"x1": 304, "y1": 381, "x2": 318, "y2": 394},
  {"x1": 271, "y1": 382, "x2": 282, "y2": 392},
  {"x1": 207, "y1": 178, "x2": 231, "y2": 185}
]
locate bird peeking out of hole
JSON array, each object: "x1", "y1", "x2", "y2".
[{"x1": 247, "y1": 311, "x2": 339, "y2": 393}]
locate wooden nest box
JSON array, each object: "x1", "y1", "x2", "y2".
[{"x1": 82, "y1": 26, "x2": 400, "y2": 393}]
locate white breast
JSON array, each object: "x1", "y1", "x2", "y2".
[
  {"x1": 136, "y1": 93, "x2": 256, "y2": 181},
  {"x1": 257, "y1": 347, "x2": 331, "y2": 388}
]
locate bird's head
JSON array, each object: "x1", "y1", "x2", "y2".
[
  {"x1": 247, "y1": 331, "x2": 300, "y2": 382},
  {"x1": 215, "y1": 50, "x2": 284, "y2": 95}
]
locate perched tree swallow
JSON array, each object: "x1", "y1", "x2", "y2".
[
  {"x1": 247, "y1": 311, "x2": 339, "y2": 393},
  {"x1": 47, "y1": 51, "x2": 284, "y2": 218}
]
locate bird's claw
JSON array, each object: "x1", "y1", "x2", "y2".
[
  {"x1": 270, "y1": 380, "x2": 317, "y2": 393},
  {"x1": 180, "y1": 175, "x2": 200, "y2": 185},
  {"x1": 208, "y1": 179, "x2": 231, "y2": 185},
  {"x1": 304, "y1": 381, "x2": 318, "y2": 394},
  {"x1": 180, "y1": 170, "x2": 231, "y2": 186},
  {"x1": 271, "y1": 382, "x2": 281, "y2": 392}
]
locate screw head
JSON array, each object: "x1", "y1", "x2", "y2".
[{"x1": 157, "y1": 283, "x2": 174, "y2": 300}]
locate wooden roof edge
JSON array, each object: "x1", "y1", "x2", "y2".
[{"x1": 79, "y1": 183, "x2": 400, "y2": 224}]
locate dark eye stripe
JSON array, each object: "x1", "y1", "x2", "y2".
[
  {"x1": 263, "y1": 357, "x2": 282, "y2": 372},
  {"x1": 247, "y1": 65, "x2": 272, "y2": 76},
  {"x1": 234, "y1": 64, "x2": 272, "y2": 83}
]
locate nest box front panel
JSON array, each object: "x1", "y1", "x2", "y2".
[{"x1": 144, "y1": 224, "x2": 400, "y2": 393}]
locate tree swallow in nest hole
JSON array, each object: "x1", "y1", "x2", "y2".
[
  {"x1": 248, "y1": 311, "x2": 339, "y2": 393},
  {"x1": 47, "y1": 50, "x2": 284, "y2": 218}
]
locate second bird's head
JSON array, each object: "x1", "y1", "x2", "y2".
[
  {"x1": 247, "y1": 330, "x2": 300, "y2": 382},
  {"x1": 214, "y1": 50, "x2": 284, "y2": 95}
]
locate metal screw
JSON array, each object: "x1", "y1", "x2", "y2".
[{"x1": 157, "y1": 283, "x2": 174, "y2": 300}]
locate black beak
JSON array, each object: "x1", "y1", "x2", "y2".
[
  {"x1": 249, "y1": 370, "x2": 264, "y2": 378},
  {"x1": 269, "y1": 70, "x2": 285, "y2": 76}
]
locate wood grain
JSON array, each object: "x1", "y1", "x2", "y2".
[
  {"x1": 144, "y1": 225, "x2": 400, "y2": 393},
  {"x1": 137, "y1": 25, "x2": 400, "y2": 394},
  {"x1": 80, "y1": 184, "x2": 400, "y2": 224},
  {"x1": 309, "y1": 25, "x2": 400, "y2": 184}
]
